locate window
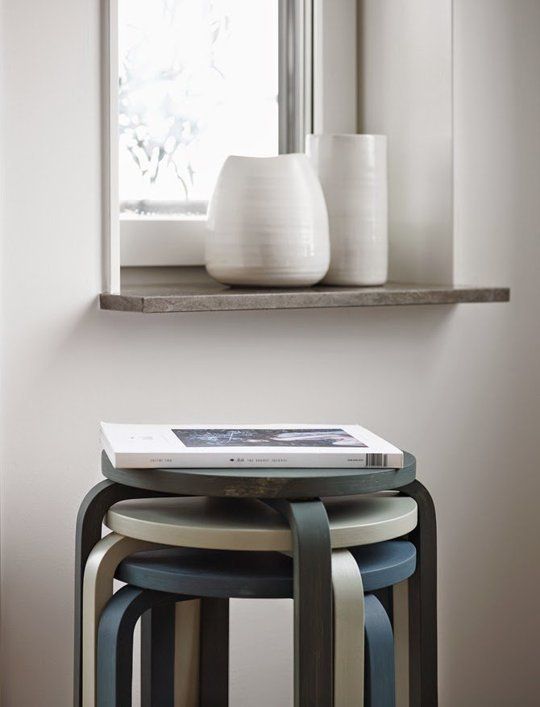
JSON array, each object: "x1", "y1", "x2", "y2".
[
  {"x1": 119, "y1": 0, "x2": 280, "y2": 218},
  {"x1": 103, "y1": 0, "x2": 357, "y2": 290}
]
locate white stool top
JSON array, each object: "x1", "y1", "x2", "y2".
[{"x1": 106, "y1": 495, "x2": 417, "y2": 551}]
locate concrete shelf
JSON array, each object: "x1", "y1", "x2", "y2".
[{"x1": 100, "y1": 268, "x2": 510, "y2": 313}]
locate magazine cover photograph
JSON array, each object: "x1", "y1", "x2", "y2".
[{"x1": 172, "y1": 427, "x2": 368, "y2": 447}]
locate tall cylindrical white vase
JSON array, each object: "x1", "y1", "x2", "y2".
[
  {"x1": 206, "y1": 155, "x2": 330, "y2": 287},
  {"x1": 306, "y1": 134, "x2": 388, "y2": 286}
]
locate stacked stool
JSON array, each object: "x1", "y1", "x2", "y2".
[
  {"x1": 97, "y1": 541, "x2": 417, "y2": 707},
  {"x1": 74, "y1": 452, "x2": 437, "y2": 707}
]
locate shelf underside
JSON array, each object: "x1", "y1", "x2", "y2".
[{"x1": 100, "y1": 269, "x2": 510, "y2": 313}]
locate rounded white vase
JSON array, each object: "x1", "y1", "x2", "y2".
[
  {"x1": 206, "y1": 154, "x2": 330, "y2": 287},
  {"x1": 306, "y1": 134, "x2": 388, "y2": 286}
]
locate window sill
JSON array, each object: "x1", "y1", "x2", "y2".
[{"x1": 99, "y1": 267, "x2": 510, "y2": 313}]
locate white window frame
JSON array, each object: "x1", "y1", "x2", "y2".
[{"x1": 103, "y1": 0, "x2": 357, "y2": 293}]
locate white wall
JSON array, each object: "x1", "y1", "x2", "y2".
[
  {"x1": 1, "y1": 1, "x2": 539, "y2": 705},
  {"x1": 358, "y1": 0, "x2": 454, "y2": 285}
]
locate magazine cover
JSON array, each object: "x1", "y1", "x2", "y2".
[{"x1": 100, "y1": 422, "x2": 404, "y2": 469}]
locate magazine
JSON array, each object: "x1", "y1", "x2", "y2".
[{"x1": 100, "y1": 422, "x2": 404, "y2": 469}]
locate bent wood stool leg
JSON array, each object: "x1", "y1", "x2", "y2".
[
  {"x1": 97, "y1": 586, "x2": 192, "y2": 707},
  {"x1": 332, "y1": 549, "x2": 365, "y2": 707},
  {"x1": 75, "y1": 480, "x2": 171, "y2": 707},
  {"x1": 83, "y1": 533, "x2": 202, "y2": 707},
  {"x1": 199, "y1": 598, "x2": 230, "y2": 707},
  {"x1": 273, "y1": 499, "x2": 333, "y2": 707},
  {"x1": 82, "y1": 533, "x2": 162, "y2": 707},
  {"x1": 172, "y1": 600, "x2": 201, "y2": 707},
  {"x1": 392, "y1": 581, "x2": 409, "y2": 707},
  {"x1": 399, "y1": 481, "x2": 437, "y2": 707},
  {"x1": 140, "y1": 603, "x2": 176, "y2": 707},
  {"x1": 364, "y1": 594, "x2": 396, "y2": 707}
]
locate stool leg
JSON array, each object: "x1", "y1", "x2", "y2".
[
  {"x1": 392, "y1": 581, "x2": 409, "y2": 707},
  {"x1": 332, "y1": 549, "x2": 365, "y2": 707},
  {"x1": 199, "y1": 598, "x2": 230, "y2": 707},
  {"x1": 364, "y1": 594, "x2": 396, "y2": 707},
  {"x1": 74, "y1": 479, "x2": 171, "y2": 707},
  {"x1": 173, "y1": 600, "x2": 201, "y2": 707},
  {"x1": 276, "y1": 499, "x2": 333, "y2": 707},
  {"x1": 97, "y1": 586, "x2": 184, "y2": 707},
  {"x1": 82, "y1": 533, "x2": 161, "y2": 707},
  {"x1": 400, "y1": 481, "x2": 438, "y2": 707},
  {"x1": 141, "y1": 604, "x2": 176, "y2": 707}
]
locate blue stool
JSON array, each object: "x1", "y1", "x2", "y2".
[{"x1": 97, "y1": 541, "x2": 416, "y2": 707}]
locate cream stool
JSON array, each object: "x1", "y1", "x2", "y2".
[{"x1": 83, "y1": 495, "x2": 417, "y2": 706}]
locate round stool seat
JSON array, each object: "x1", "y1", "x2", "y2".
[
  {"x1": 106, "y1": 495, "x2": 417, "y2": 551},
  {"x1": 102, "y1": 450, "x2": 417, "y2": 498},
  {"x1": 348, "y1": 540, "x2": 416, "y2": 592},
  {"x1": 115, "y1": 540, "x2": 416, "y2": 598}
]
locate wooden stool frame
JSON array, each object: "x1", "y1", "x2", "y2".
[
  {"x1": 74, "y1": 453, "x2": 436, "y2": 707},
  {"x1": 96, "y1": 586, "x2": 396, "y2": 707}
]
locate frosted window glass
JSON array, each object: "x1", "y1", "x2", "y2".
[{"x1": 119, "y1": 0, "x2": 279, "y2": 216}]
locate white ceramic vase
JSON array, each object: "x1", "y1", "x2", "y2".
[
  {"x1": 206, "y1": 155, "x2": 330, "y2": 287},
  {"x1": 306, "y1": 134, "x2": 388, "y2": 286}
]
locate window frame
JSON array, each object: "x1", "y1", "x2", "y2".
[{"x1": 103, "y1": 0, "x2": 357, "y2": 293}]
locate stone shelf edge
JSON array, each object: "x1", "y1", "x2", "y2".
[{"x1": 100, "y1": 281, "x2": 510, "y2": 313}]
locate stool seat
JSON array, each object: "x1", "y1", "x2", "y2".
[
  {"x1": 348, "y1": 541, "x2": 417, "y2": 593},
  {"x1": 115, "y1": 541, "x2": 417, "y2": 598},
  {"x1": 106, "y1": 495, "x2": 417, "y2": 551},
  {"x1": 101, "y1": 449, "x2": 417, "y2": 499}
]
